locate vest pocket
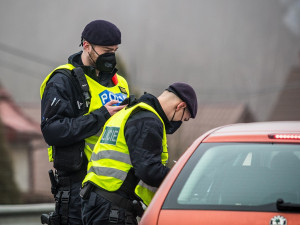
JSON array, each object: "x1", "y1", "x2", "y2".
[{"x1": 53, "y1": 140, "x2": 85, "y2": 172}]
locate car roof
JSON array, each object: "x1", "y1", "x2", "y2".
[{"x1": 201, "y1": 121, "x2": 300, "y2": 143}]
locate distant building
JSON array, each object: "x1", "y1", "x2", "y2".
[
  {"x1": 269, "y1": 64, "x2": 300, "y2": 121},
  {"x1": 0, "y1": 86, "x2": 51, "y2": 203}
]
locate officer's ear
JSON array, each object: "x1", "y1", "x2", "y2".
[
  {"x1": 82, "y1": 41, "x2": 91, "y2": 51},
  {"x1": 176, "y1": 102, "x2": 187, "y2": 111}
]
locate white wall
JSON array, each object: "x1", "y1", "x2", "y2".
[{"x1": 10, "y1": 143, "x2": 30, "y2": 193}]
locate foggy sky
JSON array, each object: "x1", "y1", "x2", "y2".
[{"x1": 0, "y1": 0, "x2": 299, "y2": 121}]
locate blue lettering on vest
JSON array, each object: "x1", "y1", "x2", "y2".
[{"x1": 99, "y1": 90, "x2": 126, "y2": 106}]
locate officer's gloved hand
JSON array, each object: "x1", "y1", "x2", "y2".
[{"x1": 121, "y1": 95, "x2": 138, "y2": 107}]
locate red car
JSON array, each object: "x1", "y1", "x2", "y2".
[{"x1": 139, "y1": 121, "x2": 300, "y2": 225}]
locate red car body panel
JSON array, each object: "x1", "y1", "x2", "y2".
[
  {"x1": 203, "y1": 121, "x2": 300, "y2": 143},
  {"x1": 157, "y1": 210, "x2": 300, "y2": 225},
  {"x1": 139, "y1": 121, "x2": 300, "y2": 225}
]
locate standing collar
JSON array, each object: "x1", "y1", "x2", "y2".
[
  {"x1": 68, "y1": 51, "x2": 96, "y2": 77},
  {"x1": 139, "y1": 93, "x2": 171, "y2": 128},
  {"x1": 68, "y1": 51, "x2": 114, "y2": 86}
]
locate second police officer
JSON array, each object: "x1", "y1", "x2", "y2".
[{"x1": 80, "y1": 82, "x2": 198, "y2": 225}]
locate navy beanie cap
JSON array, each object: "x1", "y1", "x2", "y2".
[
  {"x1": 166, "y1": 82, "x2": 198, "y2": 118},
  {"x1": 81, "y1": 20, "x2": 121, "y2": 46}
]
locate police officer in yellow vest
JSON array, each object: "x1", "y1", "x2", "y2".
[
  {"x1": 80, "y1": 83, "x2": 198, "y2": 225},
  {"x1": 40, "y1": 20, "x2": 129, "y2": 225}
]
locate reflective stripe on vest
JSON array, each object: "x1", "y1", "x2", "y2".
[
  {"x1": 135, "y1": 181, "x2": 158, "y2": 206},
  {"x1": 40, "y1": 64, "x2": 129, "y2": 162},
  {"x1": 91, "y1": 150, "x2": 132, "y2": 165},
  {"x1": 88, "y1": 167, "x2": 128, "y2": 181},
  {"x1": 83, "y1": 102, "x2": 168, "y2": 205}
]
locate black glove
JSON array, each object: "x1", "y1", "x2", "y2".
[{"x1": 120, "y1": 95, "x2": 138, "y2": 107}]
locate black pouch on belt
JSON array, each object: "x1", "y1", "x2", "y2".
[
  {"x1": 80, "y1": 182, "x2": 94, "y2": 200},
  {"x1": 53, "y1": 140, "x2": 85, "y2": 173}
]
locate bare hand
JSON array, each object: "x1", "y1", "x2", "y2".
[{"x1": 105, "y1": 100, "x2": 126, "y2": 116}]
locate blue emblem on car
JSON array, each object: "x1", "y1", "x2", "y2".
[
  {"x1": 99, "y1": 90, "x2": 126, "y2": 106},
  {"x1": 270, "y1": 215, "x2": 287, "y2": 225}
]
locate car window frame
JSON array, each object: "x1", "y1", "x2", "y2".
[{"x1": 162, "y1": 142, "x2": 300, "y2": 212}]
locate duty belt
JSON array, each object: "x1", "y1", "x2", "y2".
[{"x1": 81, "y1": 183, "x2": 144, "y2": 217}]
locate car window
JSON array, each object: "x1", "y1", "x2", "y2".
[{"x1": 163, "y1": 143, "x2": 300, "y2": 211}]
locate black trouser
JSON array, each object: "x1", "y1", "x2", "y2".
[
  {"x1": 81, "y1": 191, "x2": 137, "y2": 225},
  {"x1": 57, "y1": 180, "x2": 83, "y2": 225}
]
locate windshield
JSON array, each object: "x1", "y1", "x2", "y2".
[{"x1": 163, "y1": 143, "x2": 300, "y2": 212}]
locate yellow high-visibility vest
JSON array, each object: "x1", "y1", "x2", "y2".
[
  {"x1": 83, "y1": 102, "x2": 168, "y2": 206},
  {"x1": 40, "y1": 63, "x2": 129, "y2": 161}
]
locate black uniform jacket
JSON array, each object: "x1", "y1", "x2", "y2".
[
  {"x1": 41, "y1": 51, "x2": 112, "y2": 147},
  {"x1": 124, "y1": 93, "x2": 171, "y2": 189}
]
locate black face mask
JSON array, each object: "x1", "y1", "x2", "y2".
[
  {"x1": 166, "y1": 121, "x2": 182, "y2": 134},
  {"x1": 95, "y1": 52, "x2": 116, "y2": 73},
  {"x1": 166, "y1": 108, "x2": 185, "y2": 134},
  {"x1": 89, "y1": 46, "x2": 117, "y2": 76}
]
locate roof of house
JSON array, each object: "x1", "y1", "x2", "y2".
[
  {"x1": 270, "y1": 66, "x2": 300, "y2": 121},
  {"x1": 0, "y1": 87, "x2": 41, "y2": 142},
  {"x1": 20, "y1": 105, "x2": 41, "y2": 125}
]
